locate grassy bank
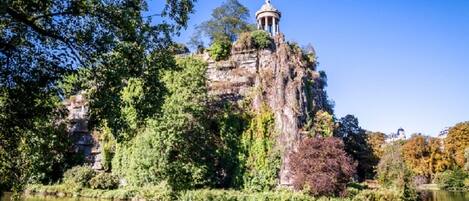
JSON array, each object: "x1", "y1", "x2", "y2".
[
  {"x1": 24, "y1": 184, "x2": 353, "y2": 201},
  {"x1": 416, "y1": 184, "x2": 440, "y2": 191}
]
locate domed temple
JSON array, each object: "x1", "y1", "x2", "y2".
[{"x1": 256, "y1": 0, "x2": 281, "y2": 36}]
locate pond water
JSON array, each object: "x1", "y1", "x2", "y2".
[{"x1": 418, "y1": 190, "x2": 469, "y2": 201}]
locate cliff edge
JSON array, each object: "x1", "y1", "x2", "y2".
[{"x1": 204, "y1": 34, "x2": 332, "y2": 186}]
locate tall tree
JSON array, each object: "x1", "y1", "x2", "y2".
[
  {"x1": 0, "y1": 0, "x2": 195, "y2": 192},
  {"x1": 445, "y1": 122, "x2": 469, "y2": 168},
  {"x1": 428, "y1": 137, "x2": 451, "y2": 174},
  {"x1": 402, "y1": 134, "x2": 432, "y2": 177},
  {"x1": 191, "y1": 0, "x2": 251, "y2": 46},
  {"x1": 367, "y1": 131, "x2": 386, "y2": 159},
  {"x1": 335, "y1": 115, "x2": 375, "y2": 180}
]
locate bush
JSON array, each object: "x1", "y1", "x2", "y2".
[
  {"x1": 63, "y1": 166, "x2": 96, "y2": 188},
  {"x1": 89, "y1": 172, "x2": 119, "y2": 190},
  {"x1": 434, "y1": 169, "x2": 468, "y2": 191},
  {"x1": 179, "y1": 189, "x2": 321, "y2": 201},
  {"x1": 234, "y1": 32, "x2": 253, "y2": 51},
  {"x1": 290, "y1": 137, "x2": 357, "y2": 197},
  {"x1": 352, "y1": 189, "x2": 401, "y2": 201},
  {"x1": 251, "y1": 30, "x2": 272, "y2": 49},
  {"x1": 209, "y1": 39, "x2": 231, "y2": 61}
]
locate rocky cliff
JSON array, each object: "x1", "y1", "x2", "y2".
[{"x1": 204, "y1": 34, "x2": 332, "y2": 186}]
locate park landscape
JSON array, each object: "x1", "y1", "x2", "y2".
[{"x1": 1, "y1": 0, "x2": 469, "y2": 201}]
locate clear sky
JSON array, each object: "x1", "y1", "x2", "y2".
[{"x1": 160, "y1": 0, "x2": 469, "y2": 136}]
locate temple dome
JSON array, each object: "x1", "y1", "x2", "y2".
[
  {"x1": 256, "y1": 0, "x2": 281, "y2": 18},
  {"x1": 256, "y1": 0, "x2": 281, "y2": 36}
]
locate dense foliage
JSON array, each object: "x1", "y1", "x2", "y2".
[
  {"x1": 445, "y1": 122, "x2": 469, "y2": 168},
  {"x1": 3, "y1": 0, "x2": 468, "y2": 200},
  {"x1": 377, "y1": 143, "x2": 408, "y2": 187},
  {"x1": 434, "y1": 169, "x2": 469, "y2": 191},
  {"x1": 239, "y1": 108, "x2": 281, "y2": 191},
  {"x1": 111, "y1": 56, "x2": 213, "y2": 189},
  {"x1": 0, "y1": 0, "x2": 195, "y2": 192},
  {"x1": 251, "y1": 30, "x2": 273, "y2": 49},
  {"x1": 465, "y1": 148, "x2": 469, "y2": 171},
  {"x1": 208, "y1": 39, "x2": 232, "y2": 61},
  {"x1": 63, "y1": 166, "x2": 96, "y2": 188},
  {"x1": 310, "y1": 110, "x2": 335, "y2": 137},
  {"x1": 367, "y1": 131, "x2": 386, "y2": 159},
  {"x1": 335, "y1": 115, "x2": 376, "y2": 180},
  {"x1": 234, "y1": 31, "x2": 272, "y2": 51},
  {"x1": 290, "y1": 137, "x2": 356, "y2": 197},
  {"x1": 89, "y1": 172, "x2": 119, "y2": 190}
]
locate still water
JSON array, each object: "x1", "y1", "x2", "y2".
[
  {"x1": 3, "y1": 191, "x2": 469, "y2": 201},
  {"x1": 418, "y1": 190, "x2": 469, "y2": 201}
]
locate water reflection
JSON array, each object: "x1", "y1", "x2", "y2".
[{"x1": 419, "y1": 190, "x2": 469, "y2": 201}]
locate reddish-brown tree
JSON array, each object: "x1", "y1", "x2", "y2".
[{"x1": 290, "y1": 137, "x2": 357, "y2": 197}]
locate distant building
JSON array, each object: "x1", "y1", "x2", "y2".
[
  {"x1": 385, "y1": 127, "x2": 406, "y2": 143},
  {"x1": 437, "y1": 127, "x2": 449, "y2": 139}
]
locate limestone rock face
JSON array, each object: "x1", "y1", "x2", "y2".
[
  {"x1": 205, "y1": 34, "x2": 331, "y2": 186},
  {"x1": 65, "y1": 93, "x2": 103, "y2": 170}
]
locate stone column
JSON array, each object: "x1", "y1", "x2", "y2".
[
  {"x1": 277, "y1": 21, "x2": 280, "y2": 34},
  {"x1": 264, "y1": 17, "x2": 268, "y2": 32},
  {"x1": 273, "y1": 17, "x2": 277, "y2": 36}
]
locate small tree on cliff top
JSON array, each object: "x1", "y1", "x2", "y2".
[
  {"x1": 290, "y1": 137, "x2": 357, "y2": 197},
  {"x1": 191, "y1": 0, "x2": 252, "y2": 47}
]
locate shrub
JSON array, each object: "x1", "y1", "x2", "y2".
[
  {"x1": 251, "y1": 30, "x2": 272, "y2": 49},
  {"x1": 63, "y1": 166, "x2": 96, "y2": 188},
  {"x1": 352, "y1": 189, "x2": 401, "y2": 201},
  {"x1": 290, "y1": 137, "x2": 357, "y2": 197},
  {"x1": 234, "y1": 32, "x2": 253, "y2": 50},
  {"x1": 209, "y1": 39, "x2": 232, "y2": 61},
  {"x1": 179, "y1": 189, "x2": 317, "y2": 201},
  {"x1": 435, "y1": 168, "x2": 468, "y2": 191},
  {"x1": 89, "y1": 172, "x2": 119, "y2": 190}
]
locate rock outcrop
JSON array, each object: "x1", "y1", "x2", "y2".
[
  {"x1": 205, "y1": 34, "x2": 332, "y2": 186},
  {"x1": 65, "y1": 93, "x2": 103, "y2": 170}
]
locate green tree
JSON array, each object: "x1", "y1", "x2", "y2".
[
  {"x1": 445, "y1": 122, "x2": 469, "y2": 168},
  {"x1": 112, "y1": 57, "x2": 215, "y2": 189},
  {"x1": 310, "y1": 110, "x2": 335, "y2": 137},
  {"x1": 192, "y1": 0, "x2": 252, "y2": 45},
  {"x1": 377, "y1": 143, "x2": 408, "y2": 187},
  {"x1": 0, "y1": 0, "x2": 195, "y2": 192},
  {"x1": 335, "y1": 115, "x2": 375, "y2": 180}
]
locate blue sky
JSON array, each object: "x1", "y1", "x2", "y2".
[{"x1": 158, "y1": 0, "x2": 469, "y2": 136}]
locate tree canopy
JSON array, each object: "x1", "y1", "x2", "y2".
[
  {"x1": 445, "y1": 122, "x2": 469, "y2": 168},
  {"x1": 0, "y1": 0, "x2": 195, "y2": 192},
  {"x1": 191, "y1": 0, "x2": 252, "y2": 46}
]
